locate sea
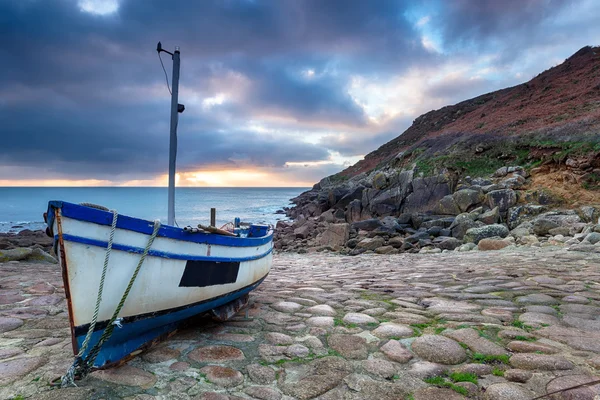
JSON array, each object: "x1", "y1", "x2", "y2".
[{"x1": 0, "y1": 187, "x2": 308, "y2": 233}]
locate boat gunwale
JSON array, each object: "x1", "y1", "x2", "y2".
[
  {"x1": 46, "y1": 201, "x2": 274, "y2": 247},
  {"x1": 58, "y1": 233, "x2": 273, "y2": 262}
]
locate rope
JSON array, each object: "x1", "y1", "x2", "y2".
[{"x1": 61, "y1": 218, "x2": 161, "y2": 387}]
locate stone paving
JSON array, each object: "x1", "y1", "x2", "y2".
[{"x1": 1, "y1": 247, "x2": 600, "y2": 399}]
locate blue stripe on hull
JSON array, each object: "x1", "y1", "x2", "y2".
[
  {"x1": 77, "y1": 276, "x2": 265, "y2": 368},
  {"x1": 59, "y1": 233, "x2": 273, "y2": 262},
  {"x1": 47, "y1": 201, "x2": 273, "y2": 247}
]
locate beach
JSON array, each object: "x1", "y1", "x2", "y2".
[{"x1": 2, "y1": 248, "x2": 600, "y2": 399}]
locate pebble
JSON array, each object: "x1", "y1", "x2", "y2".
[
  {"x1": 371, "y1": 322, "x2": 413, "y2": 339},
  {"x1": 328, "y1": 334, "x2": 368, "y2": 359},
  {"x1": 510, "y1": 353, "x2": 574, "y2": 370},
  {"x1": 305, "y1": 304, "x2": 336, "y2": 316},
  {"x1": 483, "y1": 382, "x2": 533, "y2": 400},
  {"x1": 246, "y1": 364, "x2": 276, "y2": 384},
  {"x1": 342, "y1": 312, "x2": 379, "y2": 325},
  {"x1": 504, "y1": 369, "x2": 532, "y2": 383},
  {"x1": 306, "y1": 316, "x2": 334, "y2": 327},
  {"x1": 0, "y1": 317, "x2": 23, "y2": 333},
  {"x1": 411, "y1": 335, "x2": 467, "y2": 365},
  {"x1": 380, "y1": 339, "x2": 413, "y2": 363},
  {"x1": 188, "y1": 345, "x2": 245, "y2": 362},
  {"x1": 199, "y1": 365, "x2": 244, "y2": 388},
  {"x1": 91, "y1": 365, "x2": 157, "y2": 388}
]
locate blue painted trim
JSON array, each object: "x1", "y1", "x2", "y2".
[
  {"x1": 46, "y1": 201, "x2": 273, "y2": 247},
  {"x1": 75, "y1": 276, "x2": 266, "y2": 368},
  {"x1": 59, "y1": 233, "x2": 273, "y2": 262}
]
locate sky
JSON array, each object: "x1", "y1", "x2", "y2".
[{"x1": 1, "y1": 0, "x2": 599, "y2": 187}]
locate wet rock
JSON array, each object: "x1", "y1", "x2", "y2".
[
  {"x1": 199, "y1": 365, "x2": 244, "y2": 388},
  {"x1": 411, "y1": 334, "x2": 467, "y2": 365},
  {"x1": 380, "y1": 339, "x2": 413, "y2": 363},
  {"x1": 510, "y1": 353, "x2": 573, "y2": 370},
  {"x1": 328, "y1": 334, "x2": 368, "y2": 359},
  {"x1": 188, "y1": 345, "x2": 245, "y2": 362},
  {"x1": 91, "y1": 365, "x2": 157, "y2": 388},
  {"x1": 483, "y1": 382, "x2": 533, "y2": 400}
]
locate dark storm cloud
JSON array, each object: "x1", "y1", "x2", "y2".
[
  {"x1": 1, "y1": 0, "x2": 599, "y2": 183},
  {"x1": 0, "y1": 0, "x2": 425, "y2": 182}
]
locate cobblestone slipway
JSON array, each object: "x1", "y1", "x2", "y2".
[{"x1": 1, "y1": 248, "x2": 600, "y2": 399}]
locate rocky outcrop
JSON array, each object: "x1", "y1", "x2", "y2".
[{"x1": 275, "y1": 163, "x2": 600, "y2": 255}]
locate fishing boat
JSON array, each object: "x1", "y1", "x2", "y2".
[{"x1": 45, "y1": 43, "x2": 273, "y2": 384}]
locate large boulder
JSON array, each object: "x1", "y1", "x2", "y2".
[
  {"x1": 436, "y1": 237, "x2": 462, "y2": 250},
  {"x1": 317, "y1": 224, "x2": 350, "y2": 249},
  {"x1": 434, "y1": 195, "x2": 461, "y2": 215},
  {"x1": 478, "y1": 207, "x2": 500, "y2": 225},
  {"x1": 507, "y1": 205, "x2": 546, "y2": 229},
  {"x1": 0, "y1": 247, "x2": 33, "y2": 262},
  {"x1": 345, "y1": 199, "x2": 362, "y2": 223},
  {"x1": 486, "y1": 189, "x2": 517, "y2": 213},
  {"x1": 372, "y1": 172, "x2": 388, "y2": 190},
  {"x1": 532, "y1": 219, "x2": 560, "y2": 236},
  {"x1": 453, "y1": 188, "x2": 485, "y2": 212},
  {"x1": 351, "y1": 219, "x2": 383, "y2": 232},
  {"x1": 464, "y1": 224, "x2": 509, "y2": 244},
  {"x1": 356, "y1": 237, "x2": 385, "y2": 251},
  {"x1": 403, "y1": 174, "x2": 455, "y2": 214},
  {"x1": 450, "y1": 213, "x2": 485, "y2": 239},
  {"x1": 333, "y1": 186, "x2": 364, "y2": 211}
]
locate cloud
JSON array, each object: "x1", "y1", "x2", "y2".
[{"x1": 1, "y1": 0, "x2": 600, "y2": 185}]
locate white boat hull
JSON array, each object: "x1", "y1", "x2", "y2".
[{"x1": 46, "y1": 201, "x2": 273, "y2": 368}]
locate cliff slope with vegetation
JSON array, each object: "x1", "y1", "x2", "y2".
[{"x1": 277, "y1": 46, "x2": 600, "y2": 255}]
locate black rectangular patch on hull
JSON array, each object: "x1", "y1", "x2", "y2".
[{"x1": 179, "y1": 260, "x2": 240, "y2": 287}]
